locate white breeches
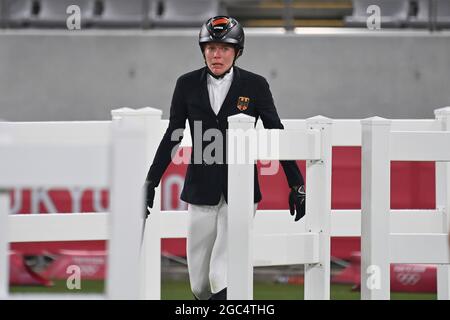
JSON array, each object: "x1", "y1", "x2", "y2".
[{"x1": 187, "y1": 194, "x2": 257, "y2": 300}]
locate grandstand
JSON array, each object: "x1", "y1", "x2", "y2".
[{"x1": 1, "y1": 0, "x2": 449, "y2": 29}]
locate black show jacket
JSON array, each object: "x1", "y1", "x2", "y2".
[{"x1": 146, "y1": 66, "x2": 304, "y2": 205}]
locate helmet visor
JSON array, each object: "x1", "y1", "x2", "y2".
[{"x1": 209, "y1": 16, "x2": 235, "y2": 39}]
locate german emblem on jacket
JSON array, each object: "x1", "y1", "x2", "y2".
[{"x1": 237, "y1": 96, "x2": 250, "y2": 111}]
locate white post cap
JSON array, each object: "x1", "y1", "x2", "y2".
[
  {"x1": 434, "y1": 106, "x2": 450, "y2": 117},
  {"x1": 111, "y1": 107, "x2": 162, "y2": 119},
  {"x1": 228, "y1": 113, "x2": 255, "y2": 123},
  {"x1": 361, "y1": 116, "x2": 391, "y2": 126},
  {"x1": 306, "y1": 115, "x2": 333, "y2": 125}
]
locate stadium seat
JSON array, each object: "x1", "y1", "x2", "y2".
[
  {"x1": 409, "y1": 0, "x2": 450, "y2": 29},
  {"x1": 93, "y1": 0, "x2": 151, "y2": 29},
  {"x1": 0, "y1": 1, "x2": 3, "y2": 27},
  {"x1": 29, "y1": 0, "x2": 97, "y2": 28},
  {"x1": 152, "y1": 0, "x2": 222, "y2": 28},
  {"x1": 408, "y1": 0, "x2": 431, "y2": 28},
  {"x1": 344, "y1": 0, "x2": 410, "y2": 28},
  {"x1": 2, "y1": 0, "x2": 34, "y2": 27},
  {"x1": 436, "y1": 0, "x2": 450, "y2": 28}
]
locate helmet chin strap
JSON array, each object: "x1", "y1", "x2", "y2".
[{"x1": 206, "y1": 66, "x2": 232, "y2": 79}]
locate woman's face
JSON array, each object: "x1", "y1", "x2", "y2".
[{"x1": 204, "y1": 42, "x2": 236, "y2": 76}]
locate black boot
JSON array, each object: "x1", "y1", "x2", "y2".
[{"x1": 209, "y1": 288, "x2": 227, "y2": 300}]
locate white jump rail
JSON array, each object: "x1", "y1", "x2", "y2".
[
  {"x1": 124, "y1": 107, "x2": 448, "y2": 300},
  {"x1": 227, "y1": 114, "x2": 332, "y2": 300},
  {"x1": 361, "y1": 108, "x2": 450, "y2": 300},
  {"x1": 0, "y1": 107, "x2": 158, "y2": 300},
  {"x1": 4, "y1": 107, "x2": 450, "y2": 300}
]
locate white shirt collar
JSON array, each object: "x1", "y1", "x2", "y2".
[{"x1": 207, "y1": 67, "x2": 234, "y2": 85}]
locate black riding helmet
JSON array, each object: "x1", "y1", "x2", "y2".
[{"x1": 199, "y1": 16, "x2": 245, "y2": 59}]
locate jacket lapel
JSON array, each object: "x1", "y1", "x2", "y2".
[
  {"x1": 199, "y1": 68, "x2": 217, "y2": 119},
  {"x1": 217, "y1": 67, "x2": 241, "y2": 120},
  {"x1": 198, "y1": 66, "x2": 243, "y2": 120}
]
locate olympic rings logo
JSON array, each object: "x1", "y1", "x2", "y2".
[{"x1": 395, "y1": 273, "x2": 422, "y2": 285}]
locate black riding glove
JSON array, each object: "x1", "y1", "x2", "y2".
[
  {"x1": 144, "y1": 180, "x2": 156, "y2": 219},
  {"x1": 289, "y1": 185, "x2": 306, "y2": 222}
]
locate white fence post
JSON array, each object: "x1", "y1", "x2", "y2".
[
  {"x1": 0, "y1": 191, "x2": 9, "y2": 299},
  {"x1": 304, "y1": 116, "x2": 332, "y2": 300},
  {"x1": 227, "y1": 114, "x2": 256, "y2": 300},
  {"x1": 111, "y1": 107, "x2": 162, "y2": 300},
  {"x1": 106, "y1": 109, "x2": 148, "y2": 299},
  {"x1": 361, "y1": 117, "x2": 391, "y2": 300},
  {"x1": 142, "y1": 108, "x2": 163, "y2": 300},
  {"x1": 434, "y1": 106, "x2": 450, "y2": 300}
]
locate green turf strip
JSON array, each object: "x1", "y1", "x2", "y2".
[{"x1": 11, "y1": 280, "x2": 436, "y2": 300}]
